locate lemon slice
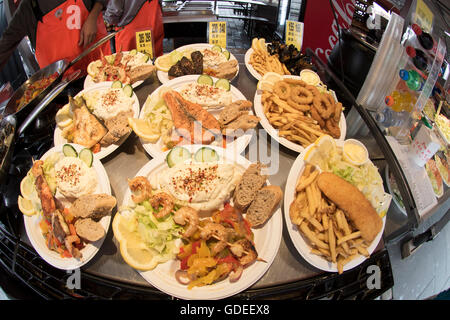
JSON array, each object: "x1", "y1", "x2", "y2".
[
  {"x1": 87, "y1": 60, "x2": 102, "y2": 78},
  {"x1": 128, "y1": 118, "x2": 161, "y2": 143},
  {"x1": 55, "y1": 104, "x2": 73, "y2": 128},
  {"x1": 155, "y1": 54, "x2": 173, "y2": 72},
  {"x1": 315, "y1": 134, "x2": 336, "y2": 155},
  {"x1": 262, "y1": 72, "x2": 284, "y2": 83},
  {"x1": 303, "y1": 146, "x2": 327, "y2": 169},
  {"x1": 18, "y1": 195, "x2": 36, "y2": 216},
  {"x1": 257, "y1": 79, "x2": 274, "y2": 92},
  {"x1": 119, "y1": 239, "x2": 159, "y2": 271},
  {"x1": 20, "y1": 174, "x2": 35, "y2": 200},
  {"x1": 251, "y1": 38, "x2": 259, "y2": 51},
  {"x1": 112, "y1": 213, "x2": 140, "y2": 244},
  {"x1": 257, "y1": 38, "x2": 267, "y2": 52},
  {"x1": 170, "y1": 50, "x2": 183, "y2": 64}
]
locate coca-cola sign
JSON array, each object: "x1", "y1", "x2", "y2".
[{"x1": 302, "y1": 0, "x2": 356, "y2": 62}]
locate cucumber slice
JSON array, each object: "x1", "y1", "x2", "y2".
[
  {"x1": 194, "y1": 147, "x2": 219, "y2": 163},
  {"x1": 79, "y1": 148, "x2": 93, "y2": 167},
  {"x1": 111, "y1": 80, "x2": 123, "y2": 89},
  {"x1": 211, "y1": 45, "x2": 222, "y2": 52},
  {"x1": 166, "y1": 146, "x2": 191, "y2": 168},
  {"x1": 129, "y1": 49, "x2": 137, "y2": 55},
  {"x1": 222, "y1": 50, "x2": 230, "y2": 60},
  {"x1": 197, "y1": 75, "x2": 214, "y2": 86},
  {"x1": 123, "y1": 84, "x2": 133, "y2": 97},
  {"x1": 63, "y1": 144, "x2": 78, "y2": 157},
  {"x1": 214, "y1": 79, "x2": 231, "y2": 91}
]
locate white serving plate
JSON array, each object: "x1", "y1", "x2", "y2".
[
  {"x1": 157, "y1": 43, "x2": 239, "y2": 84},
  {"x1": 23, "y1": 144, "x2": 112, "y2": 270},
  {"x1": 253, "y1": 75, "x2": 346, "y2": 153},
  {"x1": 54, "y1": 82, "x2": 140, "y2": 160},
  {"x1": 139, "y1": 75, "x2": 253, "y2": 159},
  {"x1": 283, "y1": 141, "x2": 390, "y2": 273}
]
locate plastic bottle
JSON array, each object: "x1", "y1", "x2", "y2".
[
  {"x1": 385, "y1": 89, "x2": 417, "y2": 112},
  {"x1": 375, "y1": 106, "x2": 411, "y2": 127}
]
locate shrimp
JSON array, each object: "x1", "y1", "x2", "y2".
[
  {"x1": 200, "y1": 222, "x2": 230, "y2": 255},
  {"x1": 150, "y1": 192, "x2": 174, "y2": 218},
  {"x1": 229, "y1": 239, "x2": 258, "y2": 266},
  {"x1": 173, "y1": 207, "x2": 199, "y2": 238},
  {"x1": 128, "y1": 176, "x2": 152, "y2": 204},
  {"x1": 31, "y1": 160, "x2": 55, "y2": 217},
  {"x1": 65, "y1": 235, "x2": 82, "y2": 259}
]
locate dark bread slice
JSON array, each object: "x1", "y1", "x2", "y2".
[
  {"x1": 69, "y1": 194, "x2": 117, "y2": 220},
  {"x1": 233, "y1": 163, "x2": 267, "y2": 211},
  {"x1": 246, "y1": 185, "x2": 282, "y2": 228}
]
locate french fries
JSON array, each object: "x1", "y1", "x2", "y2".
[
  {"x1": 289, "y1": 165, "x2": 371, "y2": 274},
  {"x1": 261, "y1": 87, "x2": 328, "y2": 148},
  {"x1": 249, "y1": 39, "x2": 290, "y2": 76}
]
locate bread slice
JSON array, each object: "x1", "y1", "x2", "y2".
[
  {"x1": 233, "y1": 163, "x2": 267, "y2": 211},
  {"x1": 74, "y1": 218, "x2": 105, "y2": 242},
  {"x1": 128, "y1": 64, "x2": 156, "y2": 83},
  {"x1": 69, "y1": 194, "x2": 117, "y2": 220},
  {"x1": 245, "y1": 185, "x2": 282, "y2": 228}
]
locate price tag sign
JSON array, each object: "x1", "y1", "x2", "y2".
[
  {"x1": 413, "y1": 0, "x2": 433, "y2": 33},
  {"x1": 208, "y1": 21, "x2": 227, "y2": 48},
  {"x1": 135, "y1": 29, "x2": 154, "y2": 59},
  {"x1": 285, "y1": 20, "x2": 304, "y2": 51}
]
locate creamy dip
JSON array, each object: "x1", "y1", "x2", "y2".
[
  {"x1": 83, "y1": 88, "x2": 134, "y2": 120},
  {"x1": 179, "y1": 83, "x2": 232, "y2": 108},
  {"x1": 201, "y1": 48, "x2": 228, "y2": 69},
  {"x1": 150, "y1": 161, "x2": 241, "y2": 212},
  {"x1": 55, "y1": 157, "x2": 98, "y2": 198}
]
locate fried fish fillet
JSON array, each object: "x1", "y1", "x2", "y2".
[{"x1": 316, "y1": 172, "x2": 382, "y2": 242}]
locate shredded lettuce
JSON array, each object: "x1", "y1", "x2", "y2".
[
  {"x1": 122, "y1": 201, "x2": 182, "y2": 263},
  {"x1": 324, "y1": 147, "x2": 386, "y2": 213}
]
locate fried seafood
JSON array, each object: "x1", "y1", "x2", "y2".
[
  {"x1": 273, "y1": 81, "x2": 291, "y2": 100},
  {"x1": 261, "y1": 78, "x2": 344, "y2": 147},
  {"x1": 128, "y1": 176, "x2": 152, "y2": 204},
  {"x1": 150, "y1": 192, "x2": 175, "y2": 218},
  {"x1": 173, "y1": 206, "x2": 199, "y2": 238}
]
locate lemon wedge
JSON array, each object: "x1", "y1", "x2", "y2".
[
  {"x1": 112, "y1": 213, "x2": 140, "y2": 244},
  {"x1": 257, "y1": 79, "x2": 274, "y2": 91},
  {"x1": 303, "y1": 146, "x2": 327, "y2": 169},
  {"x1": 155, "y1": 54, "x2": 173, "y2": 72},
  {"x1": 18, "y1": 195, "x2": 36, "y2": 216},
  {"x1": 55, "y1": 104, "x2": 73, "y2": 128},
  {"x1": 119, "y1": 238, "x2": 159, "y2": 271},
  {"x1": 315, "y1": 134, "x2": 336, "y2": 154},
  {"x1": 262, "y1": 72, "x2": 284, "y2": 83},
  {"x1": 257, "y1": 38, "x2": 267, "y2": 52},
  {"x1": 20, "y1": 174, "x2": 35, "y2": 200},
  {"x1": 170, "y1": 50, "x2": 183, "y2": 65},
  {"x1": 87, "y1": 60, "x2": 102, "y2": 78},
  {"x1": 128, "y1": 118, "x2": 161, "y2": 143},
  {"x1": 251, "y1": 38, "x2": 259, "y2": 51}
]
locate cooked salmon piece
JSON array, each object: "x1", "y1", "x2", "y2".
[
  {"x1": 69, "y1": 96, "x2": 108, "y2": 148},
  {"x1": 162, "y1": 90, "x2": 217, "y2": 144}
]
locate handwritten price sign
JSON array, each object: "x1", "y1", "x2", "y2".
[
  {"x1": 208, "y1": 21, "x2": 227, "y2": 48},
  {"x1": 135, "y1": 29, "x2": 154, "y2": 59},
  {"x1": 285, "y1": 20, "x2": 304, "y2": 51}
]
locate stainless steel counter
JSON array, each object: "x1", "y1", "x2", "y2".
[{"x1": 64, "y1": 49, "x2": 388, "y2": 290}]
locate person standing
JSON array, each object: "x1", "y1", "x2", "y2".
[
  {"x1": 103, "y1": 0, "x2": 164, "y2": 58},
  {"x1": 0, "y1": 0, "x2": 111, "y2": 73}
]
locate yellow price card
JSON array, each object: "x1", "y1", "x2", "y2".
[
  {"x1": 414, "y1": 0, "x2": 433, "y2": 33},
  {"x1": 285, "y1": 20, "x2": 304, "y2": 51},
  {"x1": 135, "y1": 29, "x2": 154, "y2": 59},
  {"x1": 208, "y1": 21, "x2": 227, "y2": 48}
]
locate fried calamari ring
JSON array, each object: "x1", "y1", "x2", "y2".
[
  {"x1": 313, "y1": 94, "x2": 333, "y2": 119},
  {"x1": 292, "y1": 86, "x2": 314, "y2": 105},
  {"x1": 305, "y1": 85, "x2": 320, "y2": 97},
  {"x1": 325, "y1": 118, "x2": 340, "y2": 138},
  {"x1": 273, "y1": 80, "x2": 291, "y2": 100},
  {"x1": 287, "y1": 97, "x2": 310, "y2": 112},
  {"x1": 310, "y1": 105, "x2": 325, "y2": 128}
]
